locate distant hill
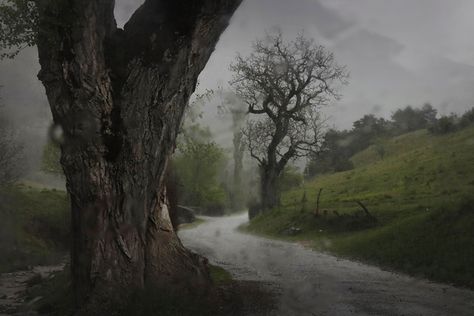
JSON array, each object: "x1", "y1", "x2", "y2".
[{"x1": 246, "y1": 126, "x2": 474, "y2": 288}]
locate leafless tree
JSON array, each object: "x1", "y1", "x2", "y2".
[{"x1": 230, "y1": 31, "x2": 348, "y2": 214}]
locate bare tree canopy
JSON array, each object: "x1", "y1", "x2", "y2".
[{"x1": 230, "y1": 31, "x2": 348, "y2": 214}]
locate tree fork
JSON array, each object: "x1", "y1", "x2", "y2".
[{"x1": 36, "y1": 0, "x2": 242, "y2": 313}]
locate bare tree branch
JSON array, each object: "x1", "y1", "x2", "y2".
[
  {"x1": 230, "y1": 31, "x2": 348, "y2": 211},
  {"x1": 231, "y1": 30, "x2": 348, "y2": 173}
]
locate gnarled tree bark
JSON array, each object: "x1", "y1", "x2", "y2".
[
  {"x1": 260, "y1": 165, "x2": 280, "y2": 212},
  {"x1": 35, "y1": 0, "x2": 241, "y2": 313}
]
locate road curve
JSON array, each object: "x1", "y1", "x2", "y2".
[{"x1": 179, "y1": 213, "x2": 474, "y2": 316}]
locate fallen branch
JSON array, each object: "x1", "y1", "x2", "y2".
[
  {"x1": 355, "y1": 200, "x2": 377, "y2": 222},
  {"x1": 314, "y1": 188, "x2": 323, "y2": 217}
]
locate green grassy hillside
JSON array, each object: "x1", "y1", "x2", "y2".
[
  {"x1": 246, "y1": 127, "x2": 474, "y2": 287},
  {"x1": 0, "y1": 185, "x2": 70, "y2": 272}
]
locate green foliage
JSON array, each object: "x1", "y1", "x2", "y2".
[
  {"x1": 428, "y1": 107, "x2": 474, "y2": 135},
  {"x1": 391, "y1": 103, "x2": 437, "y2": 133},
  {"x1": 41, "y1": 141, "x2": 62, "y2": 174},
  {"x1": 209, "y1": 264, "x2": 232, "y2": 285},
  {"x1": 305, "y1": 103, "x2": 457, "y2": 177},
  {"x1": 0, "y1": 0, "x2": 38, "y2": 59},
  {"x1": 0, "y1": 184, "x2": 69, "y2": 272},
  {"x1": 459, "y1": 107, "x2": 474, "y2": 128},
  {"x1": 278, "y1": 165, "x2": 303, "y2": 192},
  {"x1": 352, "y1": 114, "x2": 391, "y2": 143},
  {"x1": 428, "y1": 114, "x2": 459, "y2": 134},
  {"x1": 247, "y1": 126, "x2": 474, "y2": 287},
  {"x1": 305, "y1": 129, "x2": 354, "y2": 177},
  {"x1": 173, "y1": 126, "x2": 228, "y2": 214},
  {"x1": 374, "y1": 140, "x2": 386, "y2": 160},
  {"x1": 178, "y1": 218, "x2": 205, "y2": 230},
  {"x1": 331, "y1": 196, "x2": 474, "y2": 287}
]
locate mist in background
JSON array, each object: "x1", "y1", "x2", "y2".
[{"x1": 1, "y1": 0, "x2": 474, "y2": 171}]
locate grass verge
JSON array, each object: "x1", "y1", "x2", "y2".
[
  {"x1": 0, "y1": 184, "x2": 69, "y2": 272},
  {"x1": 245, "y1": 127, "x2": 474, "y2": 288},
  {"x1": 178, "y1": 218, "x2": 206, "y2": 230}
]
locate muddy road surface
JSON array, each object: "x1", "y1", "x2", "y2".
[{"x1": 179, "y1": 213, "x2": 474, "y2": 316}]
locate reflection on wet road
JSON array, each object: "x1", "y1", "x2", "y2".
[{"x1": 179, "y1": 213, "x2": 474, "y2": 316}]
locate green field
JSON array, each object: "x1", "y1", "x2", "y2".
[
  {"x1": 0, "y1": 185, "x2": 69, "y2": 272},
  {"x1": 245, "y1": 126, "x2": 474, "y2": 288}
]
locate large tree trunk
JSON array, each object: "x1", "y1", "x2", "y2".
[
  {"x1": 35, "y1": 0, "x2": 241, "y2": 313},
  {"x1": 259, "y1": 166, "x2": 280, "y2": 214}
]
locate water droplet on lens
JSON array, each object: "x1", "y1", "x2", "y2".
[{"x1": 49, "y1": 123, "x2": 64, "y2": 145}]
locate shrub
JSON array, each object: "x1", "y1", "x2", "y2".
[
  {"x1": 459, "y1": 107, "x2": 474, "y2": 128},
  {"x1": 201, "y1": 186, "x2": 227, "y2": 215},
  {"x1": 428, "y1": 115, "x2": 459, "y2": 134}
]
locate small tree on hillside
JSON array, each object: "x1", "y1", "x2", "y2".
[
  {"x1": 391, "y1": 103, "x2": 437, "y2": 133},
  {"x1": 173, "y1": 124, "x2": 227, "y2": 214},
  {"x1": 230, "y1": 31, "x2": 348, "y2": 215}
]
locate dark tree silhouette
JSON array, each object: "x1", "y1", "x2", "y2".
[
  {"x1": 1, "y1": 0, "x2": 242, "y2": 314},
  {"x1": 230, "y1": 31, "x2": 348, "y2": 215},
  {"x1": 391, "y1": 103, "x2": 437, "y2": 133}
]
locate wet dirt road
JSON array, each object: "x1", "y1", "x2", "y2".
[{"x1": 179, "y1": 213, "x2": 474, "y2": 316}]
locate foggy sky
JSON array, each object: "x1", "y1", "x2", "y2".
[
  {"x1": 196, "y1": 0, "x2": 474, "y2": 133},
  {"x1": 1, "y1": 0, "x2": 474, "y2": 157}
]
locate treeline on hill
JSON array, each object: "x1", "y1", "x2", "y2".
[{"x1": 306, "y1": 104, "x2": 474, "y2": 177}]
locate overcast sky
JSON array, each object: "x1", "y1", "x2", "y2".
[
  {"x1": 1, "y1": 0, "x2": 474, "y2": 155},
  {"x1": 196, "y1": 0, "x2": 474, "y2": 132}
]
